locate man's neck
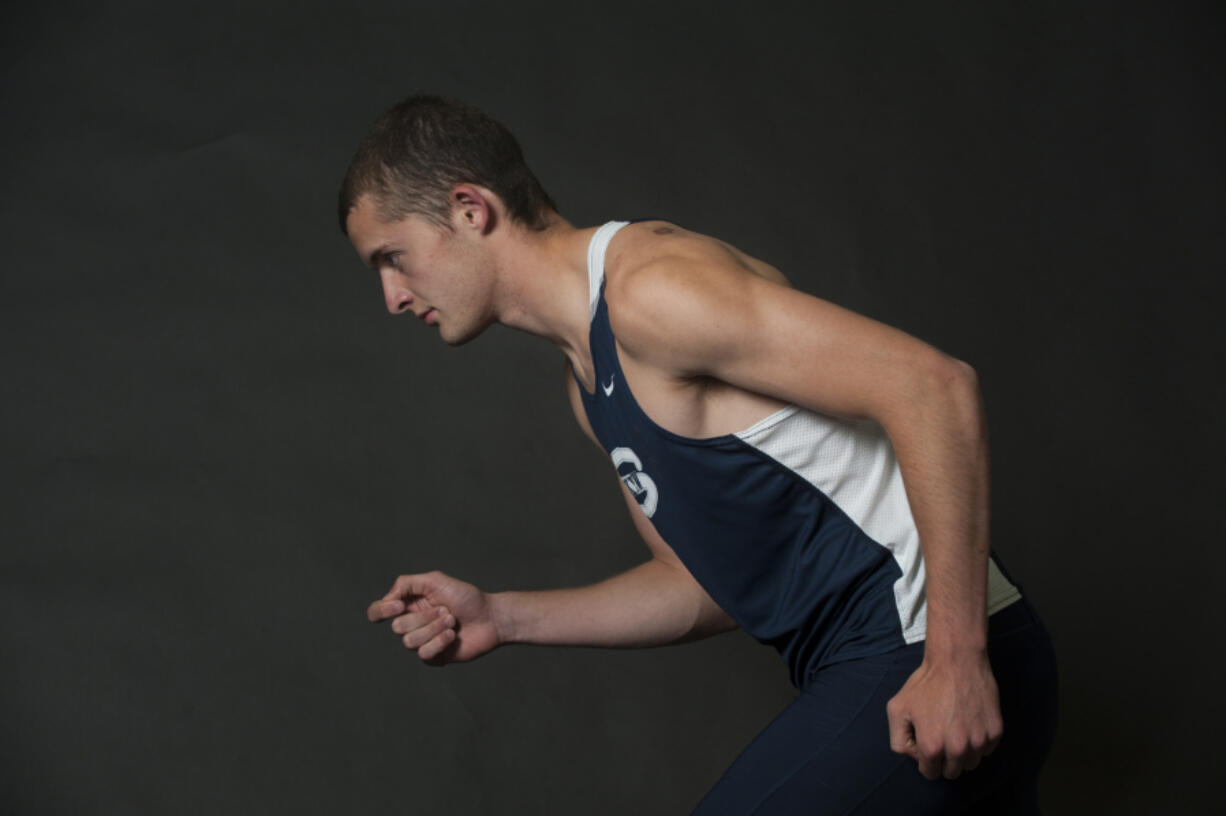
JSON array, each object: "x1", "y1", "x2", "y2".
[{"x1": 488, "y1": 216, "x2": 600, "y2": 364}]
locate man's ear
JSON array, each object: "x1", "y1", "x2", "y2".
[{"x1": 451, "y1": 184, "x2": 497, "y2": 234}]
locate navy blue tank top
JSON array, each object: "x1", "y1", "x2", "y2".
[{"x1": 575, "y1": 221, "x2": 1021, "y2": 686}]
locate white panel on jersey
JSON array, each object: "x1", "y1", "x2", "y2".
[
  {"x1": 587, "y1": 221, "x2": 630, "y2": 320},
  {"x1": 736, "y1": 406, "x2": 1020, "y2": 644}
]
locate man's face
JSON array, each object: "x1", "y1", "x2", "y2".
[{"x1": 346, "y1": 196, "x2": 495, "y2": 346}]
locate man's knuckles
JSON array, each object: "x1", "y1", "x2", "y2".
[
  {"x1": 885, "y1": 696, "x2": 907, "y2": 719},
  {"x1": 916, "y1": 734, "x2": 945, "y2": 762}
]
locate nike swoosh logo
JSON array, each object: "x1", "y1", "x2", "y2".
[{"x1": 602, "y1": 375, "x2": 616, "y2": 396}]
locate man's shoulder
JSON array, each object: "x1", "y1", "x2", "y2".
[
  {"x1": 607, "y1": 220, "x2": 736, "y2": 279},
  {"x1": 606, "y1": 220, "x2": 788, "y2": 299},
  {"x1": 603, "y1": 222, "x2": 788, "y2": 362},
  {"x1": 600, "y1": 224, "x2": 749, "y2": 374}
]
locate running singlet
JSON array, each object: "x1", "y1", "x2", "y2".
[{"x1": 575, "y1": 221, "x2": 1022, "y2": 687}]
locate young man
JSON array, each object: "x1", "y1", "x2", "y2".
[{"x1": 341, "y1": 95, "x2": 1057, "y2": 814}]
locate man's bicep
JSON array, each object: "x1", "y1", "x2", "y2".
[
  {"x1": 620, "y1": 260, "x2": 964, "y2": 426},
  {"x1": 733, "y1": 278, "x2": 963, "y2": 422}
]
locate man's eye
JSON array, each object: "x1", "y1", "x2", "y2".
[{"x1": 385, "y1": 253, "x2": 401, "y2": 269}]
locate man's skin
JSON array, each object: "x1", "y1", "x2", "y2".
[{"x1": 349, "y1": 184, "x2": 1002, "y2": 782}]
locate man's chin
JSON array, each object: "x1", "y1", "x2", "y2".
[{"x1": 438, "y1": 322, "x2": 485, "y2": 347}]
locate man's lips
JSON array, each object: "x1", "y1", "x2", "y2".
[{"x1": 423, "y1": 308, "x2": 437, "y2": 325}]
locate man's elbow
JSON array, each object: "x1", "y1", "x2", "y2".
[
  {"x1": 920, "y1": 353, "x2": 979, "y2": 397},
  {"x1": 951, "y1": 357, "x2": 978, "y2": 387},
  {"x1": 924, "y1": 356, "x2": 987, "y2": 436},
  {"x1": 686, "y1": 604, "x2": 739, "y2": 642}
]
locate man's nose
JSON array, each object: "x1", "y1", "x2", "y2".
[{"x1": 380, "y1": 269, "x2": 414, "y2": 315}]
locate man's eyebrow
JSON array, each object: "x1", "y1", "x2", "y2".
[{"x1": 364, "y1": 243, "x2": 392, "y2": 269}]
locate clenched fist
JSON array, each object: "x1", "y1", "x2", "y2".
[
  {"x1": 886, "y1": 652, "x2": 1003, "y2": 780},
  {"x1": 367, "y1": 571, "x2": 502, "y2": 665}
]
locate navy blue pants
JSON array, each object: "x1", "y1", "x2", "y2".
[{"x1": 692, "y1": 599, "x2": 1058, "y2": 815}]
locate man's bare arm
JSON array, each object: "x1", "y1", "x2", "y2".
[
  {"x1": 491, "y1": 480, "x2": 738, "y2": 648},
  {"x1": 606, "y1": 246, "x2": 997, "y2": 779},
  {"x1": 496, "y1": 363, "x2": 736, "y2": 648},
  {"x1": 366, "y1": 364, "x2": 735, "y2": 664}
]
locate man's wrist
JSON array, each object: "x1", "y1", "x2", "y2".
[
  {"x1": 487, "y1": 591, "x2": 520, "y2": 646},
  {"x1": 924, "y1": 644, "x2": 988, "y2": 667},
  {"x1": 922, "y1": 616, "x2": 988, "y2": 664}
]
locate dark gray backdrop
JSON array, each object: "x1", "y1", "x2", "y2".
[{"x1": 3, "y1": 1, "x2": 1221, "y2": 813}]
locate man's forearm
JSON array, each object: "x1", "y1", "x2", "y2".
[
  {"x1": 489, "y1": 557, "x2": 736, "y2": 648},
  {"x1": 884, "y1": 358, "x2": 991, "y2": 660}
]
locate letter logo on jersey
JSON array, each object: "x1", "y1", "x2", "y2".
[{"x1": 611, "y1": 446, "x2": 659, "y2": 518}]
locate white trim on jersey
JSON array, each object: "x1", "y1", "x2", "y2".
[
  {"x1": 736, "y1": 402, "x2": 1021, "y2": 644},
  {"x1": 587, "y1": 221, "x2": 630, "y2": 320}
]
